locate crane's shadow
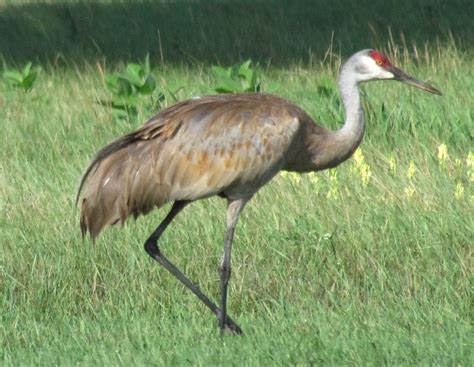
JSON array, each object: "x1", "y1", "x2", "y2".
[{"x1": 0, "y1": 0, "x2": 471, "y2": 67}]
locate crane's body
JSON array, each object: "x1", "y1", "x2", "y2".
[
  {"x1": 78, "y1": 93, "x2": 360, "y2": 238},
  {"x1": 77, "y1": 49, "x2": 440, "y2": 334}
]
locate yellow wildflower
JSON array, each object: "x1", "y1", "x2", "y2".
[
  {"x1": 379, "y1": 193, "x2": 393, "y2": 204},
  {"x1": 290, "y1": 172, "x2": 301, "y2": 184},
  {"x1": 407, "y1": 161, "x2": 416, "y2": 180},
  {"x1": 360, "y1": 165, "x2": 372, "y2": 186},
  {"x1": 352, "y1": 148, "x2": 372, "y2": 186},
  {"x1": 307, "y1": 172, "x2": 319, "y2": 185},
  {"x1": 353, "y1": 148, "x2": 364, "y2": 166},
  {"x1": 404, "y1": 186, "x2": 415, "y2": 199},
  {"x1": 466, "y1": 151, "x2": 474, "y2": 166},
  {"x1": 389, "y1": 155, "x2": 397, "y2": 173},
  {"x1": 454, "y1": 158, "x2": 462, "y2": 169},
  {"x1": 280, "y1": 171, "x2": 301, "y2": 185},
  {"x1": 454, "y1": 182, "x2": 464, "y2": 200},
  {"x1": 437, "y1": 143, "x2": 448, "y2": 166}
]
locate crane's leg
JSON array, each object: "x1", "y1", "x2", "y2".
[
  {"x1": 219, "y1": 198, "x2": 248, "y2": 335},
  {"x1": 144, "y1": 200, "x2": 243, "y2": 334}
]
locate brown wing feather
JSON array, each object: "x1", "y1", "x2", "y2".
[{"x1": 77, "y1": 93, "x2": 307, "y2": 238}]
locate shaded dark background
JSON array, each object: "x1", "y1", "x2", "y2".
[{"x1": 0, "y1": 0, "x2": 472, "y2": 67}]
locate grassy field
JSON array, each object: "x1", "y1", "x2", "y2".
[{"x1": 1, "y1": 0, "x2": 473, "y2": 365}]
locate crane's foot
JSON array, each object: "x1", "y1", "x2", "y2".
[{"x1": 219, "y1": 315, "x2": 243, "y2": 335}]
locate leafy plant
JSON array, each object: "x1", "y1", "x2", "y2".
[
  {"x1": 3, "y1": 62, "x2": 41, "y2": 92},
  {"x1": 102, "y1": 55, "x2": 162, "y2": 119},
  {"x1": 212, "y1": 60, "x2": 261, "y2": 94}
]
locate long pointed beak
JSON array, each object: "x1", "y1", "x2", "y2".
[{"x1": 390, "y1": 66, "x2": 442, "y2": 95}]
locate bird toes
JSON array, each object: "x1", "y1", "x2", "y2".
[{"x1": 220, "y1": 317, "x2": 243, "y2": 335}]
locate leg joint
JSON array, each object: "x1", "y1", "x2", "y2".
[{"x1": 144, "y1": 238, "x2": 160, "y2": 257}]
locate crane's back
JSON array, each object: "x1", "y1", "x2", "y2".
[{"x1": 77, "y1": 93, "x2": 320, "y2": 238}]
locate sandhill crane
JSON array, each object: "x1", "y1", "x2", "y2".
[{"x1": 76, "y1": 49, "x2": 441, "y2": 334}]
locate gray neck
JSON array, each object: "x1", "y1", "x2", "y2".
[
  {"x1": 290, "y1": 59, "x2": 367, "y2": 172},
  {"x1": 333, "y1": 66, "x2": 365, "y2": 155}
]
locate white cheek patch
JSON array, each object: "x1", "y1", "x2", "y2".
[
  {"x1": 358, "y1": 56, "x2": 395, "y2": 80},
  {"x1": 358, "y1": 55, "x2": 377, "y2": 73}
]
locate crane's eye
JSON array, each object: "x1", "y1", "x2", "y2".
[{"x1": 375, "y1": 59, "x2": 383, "y2": 66}]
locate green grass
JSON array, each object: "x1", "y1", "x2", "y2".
[{"x1": 1, "y1": 0, "x2": 473, "y2": 365}]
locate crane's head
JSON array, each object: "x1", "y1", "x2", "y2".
[{"x1": 344, "y1": 49, "x2": 441, "y2": 95}]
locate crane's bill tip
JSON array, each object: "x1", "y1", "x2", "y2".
[
  {"x1": 414, "y1": 82, "x2": 442, "y2": 96},
  {"x1": 403, "y1": 78, "x2": 442, "y2": 95},
  {"x1": 390, "y1": 66, "x2": 442, "y2": 96}
]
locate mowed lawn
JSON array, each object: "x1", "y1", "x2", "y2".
[{"x1": 1, "y1": 0, "x2": 473, "y2": 365}]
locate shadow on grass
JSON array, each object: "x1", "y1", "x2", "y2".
[{"x1": 0, "y1": 0, "x2": 472, "y2": 67}]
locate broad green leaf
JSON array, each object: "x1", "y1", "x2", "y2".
[
  {"x1": 229, "y1": 65, "x2": 239, "y2": 79},
  {"x1": 115, "y1": 94, "x2": 139, "y2": 107},
  {"x1": 123, "y1": 63, "x2": 145, "y2": 87},
  {"x1": 106, "y1": 74, "x2": 133, "y2": 96},
  {"x1": 238, "y1": 60, "x2": 253, "y2": 83},
  {"x1": 4, "y1": 70, "x2": 23, "y2": 83},
  {"x1": 138, "y1": 75, "x2": 156, "y2": 95},
  {"x1": 212, "y1": 65, "x2": 244, "y2": 93},
  {"x1": 250, "y1": 68, "x2": 257, "y2": 88},
  {"x1": 111, "y1": 107, "x2": 132, "y2": 119},
  {"x1": 143, "y1": 54, "x2": 151, "y2": 75},
  {"x1": 21, "y1": 71, "x2": 38, "y2": 91},
  {"x1": 211, "y1": 66, "x2": 230, "y2": 80},
  {"x1": 105, "y1": 74, "x2": 120, "y2": 93},
  {"x1": 22, "y1": 62, "x2": 32, "y2": 77},
  {"x1": 239, "y1": 59, "x2": 252, "y2": 73},
  {"x1": 115, "y1": 77, "x2": 134, "y2": 96},
  {"x1": 216, "y1": 77, "x2": 242, "y2": 93}
]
